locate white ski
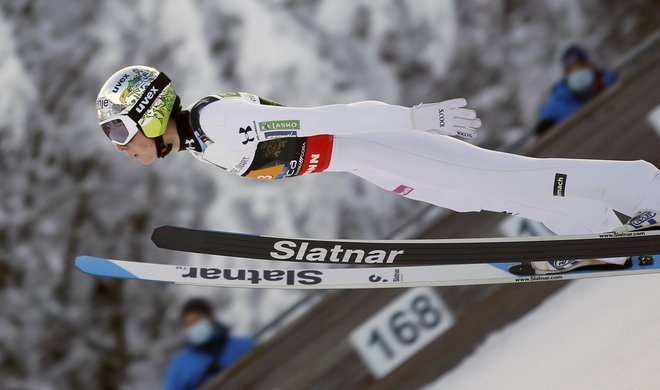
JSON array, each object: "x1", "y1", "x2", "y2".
[{"x1": 75, "y1": 255, "x2": 660, "y2": 289}]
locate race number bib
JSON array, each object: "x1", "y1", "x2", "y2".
[{"x1": 243, "y1": 135, "x2": 333, "y2": 180}]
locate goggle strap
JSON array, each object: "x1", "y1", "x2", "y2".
[{"x1": 126, "y1": 72, "x2": 171, "y2": 123}]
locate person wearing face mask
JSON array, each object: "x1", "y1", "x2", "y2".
[
  {"x1": 164, "y1": 298, "x2": 256, "y2": 390},
  {"x1": 535, "y1": 44, "x2": 617, "y2": 135}
]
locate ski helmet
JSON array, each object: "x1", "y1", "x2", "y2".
[{"x1": 96, "y1": 65, "x2": 178, "y2": 157}]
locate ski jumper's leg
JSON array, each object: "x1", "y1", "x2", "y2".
[
  {"x1": 328, "y1": 131, "x2": 660, "y2": 232},
  {"x1": 355, "y1": 169, "x2": 629, "y2": 265},
  {"x1": 350, "y1": 168, "x2": 622, "y2": 233}
]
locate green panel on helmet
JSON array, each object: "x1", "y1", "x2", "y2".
[
  {"x1": 141, "y1": 116, "x2": 166, "y2": 138},
  {"x1": 139, "y1": 84, "x2": 176, "y2": 138}
]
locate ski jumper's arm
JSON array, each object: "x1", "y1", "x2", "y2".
[
  {"x1": 189, "y1": 92, "x2": 479, "y2": 179},
  {"x1": 209, "y1": 92, "x2": 480, "y2": 138}
]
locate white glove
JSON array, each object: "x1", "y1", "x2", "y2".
[{"x1": 411, "y1": 98, "x2": 482, "y2": 139}]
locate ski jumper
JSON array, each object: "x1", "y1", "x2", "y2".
[{"x1": 177, "y1": 93, "x2": 660, "y2": 263}]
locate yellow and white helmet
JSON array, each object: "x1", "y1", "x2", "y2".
[{"x1": 96, "y1": 65, "x2": 178, "y2": 156}]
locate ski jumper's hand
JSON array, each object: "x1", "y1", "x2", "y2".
[{"x1": 411, "y1": 98, "x2": 481, "y2": 139}]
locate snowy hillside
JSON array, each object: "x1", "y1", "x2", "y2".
[
  {"x1": 1, "y1": 0, "x2": 659, "y2": 388},
  {"x1": 424, "y1": 274, "x2": 660, "y2": 390}
]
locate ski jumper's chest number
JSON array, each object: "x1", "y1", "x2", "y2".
[
  {"x1": 349, "y1": 287, "x2": 455, "y2": 378},
  {"x1": 242, "y1": 135, "x2": 333, "y2": 180}
]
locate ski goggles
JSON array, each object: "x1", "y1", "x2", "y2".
[
  {"x1": 99, "y1": 115, "x2": 142, "y2": 145},
  {"x1": 99, "y1": 72, "x2": 171, "y2": 145}
]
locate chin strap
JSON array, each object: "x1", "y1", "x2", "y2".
[{"x1": 154, "y1": 135, "x2": 173, "y2": 158}]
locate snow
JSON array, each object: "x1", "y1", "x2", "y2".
[{"x1": 423, "y1": 275, "x2": 660, "y2": 390}]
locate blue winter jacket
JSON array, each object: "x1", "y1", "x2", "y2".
[
  {"x1": 165, "y1": 332, "x2": 255, "y2": 390},
  {"x1": 538, "y1": 70, "x2": 617, "y2": 125}
]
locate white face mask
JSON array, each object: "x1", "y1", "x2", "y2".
[
  {"x1": 185, "y1": 319, "x2": 215, "y2": 346},
  {"x1": 567, "y1": 68, "x2": 595, "y2": 92}
]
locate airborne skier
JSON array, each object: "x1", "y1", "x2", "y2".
[{"x1": 95, "y1": 65, "x2": 660, "y2": 275}]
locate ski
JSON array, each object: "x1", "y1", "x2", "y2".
[
  {"x1": 151, "y1": 225, "x2": 660, "y2": 266},
  {"x1": 75, "y1": 255, "x2": 660, "y2": 289}
]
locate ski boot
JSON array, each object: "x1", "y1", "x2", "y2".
[
  {"x1": 510, "y1": 210, "x2": 660, "y2": 275},
  {"x1": 614, "y1": 209, "x2": 660, "y2": 232},
  {"x1": 509, "y1": 258, "x2": 631, "y2": 276},
  {"x1": 614, "y1": 209, "x2": 660, "y2": 266}
]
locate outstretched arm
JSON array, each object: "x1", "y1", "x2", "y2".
[{"x1": 217, "y1": 94, "x2": 481, "y2": 139}]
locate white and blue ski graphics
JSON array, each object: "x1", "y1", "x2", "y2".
[{"x1": 76, "y1": 254, "x2": 660, "y2": 289}]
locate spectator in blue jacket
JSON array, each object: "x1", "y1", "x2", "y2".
[
  {"x1": 165, "y1": 298, "x2": 256, "y2": 390},
  {"x1": 535, "y1": 45, "x2": 617, "y2": 135}
]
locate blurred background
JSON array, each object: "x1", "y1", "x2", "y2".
[{"x1": 1, "y1": 0, "x2": 659, "y2": 389}]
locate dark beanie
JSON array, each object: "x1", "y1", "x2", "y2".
[
  {"x1": 561, "y1": 45, "x2": 591, "y2": 72},
  {"x1": 181, "y1": 297, "x2": 214, "y2": 318}
]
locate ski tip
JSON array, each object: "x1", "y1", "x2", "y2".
[
  {"x1": 150, "y1": 227, "x2": 162, "y2": 245},
  {"x1": 151, "y1": 225, "x2": 183, "y2": 247},
  {"x1": 75, "y1": 256, "x2": 140, "y2": 280}
]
